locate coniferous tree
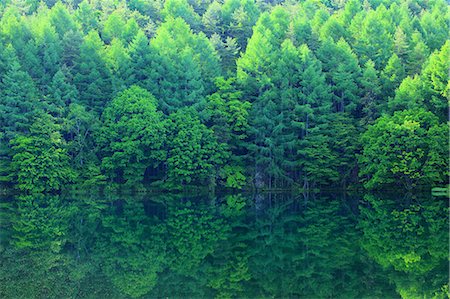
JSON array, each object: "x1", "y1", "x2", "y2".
[
  {"x1": 106, "y1": 38, "x2": 132, "y2": 95},
  {"x1": 360, "y1": 59, "x2": 383, "y2": 124},
  {"x1": 46, "y1": 68, "x2": 79, "y2": 118},
  {"x1": 73, "y1": 31, "x2": 112, "y2": 113},
  {"x1": 317, "y1": 38, "x2": 361, "y2": 114},
  {"x1": 0, "y1": 45, "x2": 40, "y2": 137},
  {"x1": 148, "y1": 17, "x2": 220, "y2": 113}
]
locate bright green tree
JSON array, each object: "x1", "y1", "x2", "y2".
[
  {"x1": 166, "y1": 108, "x2": 227, "y2": 186},
  {"x1": 73, "y1": 31, "x2": 112, "y2": 113},
  {"x1": 161, "y1": 0, "x2": 201, "y2": 31},
  {"x1": 99, "y1": 86, "x2": 166, "y2": 185},
  {"x1": 10, "y1": 113, "x2": 75, "y2": 193},
  {"x1": 0, "y1": 45, "x2": 40, "y2": 137},
  {"x1": 148, "y1": 17, "x2": 221, "y2": 113},
  {"x1": 317, "y1": 38, "x2": 361, "y2": 114},
  {"x1": 359, "y1": 109, "x2": 448, "y2": 190}
]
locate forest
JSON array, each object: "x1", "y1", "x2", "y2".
[{"x1": 0, "y1": 0, "x2": 448, "y2": 192}]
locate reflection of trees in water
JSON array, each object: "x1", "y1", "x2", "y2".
[
  {"x1": 93, "y1": 198, "x2": 166, "y2": 298},
  {"x1": 1, "y1": 192, "x2": 444, "y2": 298},
  {"x1": 244, "y1": 194, "x2": 396, "y2": 298},
  {"x1": 0, "y1": 194, "x2": 80, "y2": 298},
  {"x1": 359, "y1": 194, "x2": 449, "y2": 298}
]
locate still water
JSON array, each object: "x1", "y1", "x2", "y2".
[{"x1": 0, "y1": 191, "x2": 448, "y2": 298}]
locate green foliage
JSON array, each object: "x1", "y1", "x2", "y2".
[
  {"x1": 166, "y1": 201, "x2": 229, "y2": 274},
  {"x1": 359, "y1": 194, "x2": 449, "y2": 298},
  {"x1": 99, "y1": 86, "x2": 166, "y2": 185},
  {"x1": 317, "y1": 38, "x2": 361, "y2": 113},
  {"x1": 161, "y1": 0, "x2": 201, "y2": 30},
  {"x1": 166, "y1": 108, "x2": 227, "y2": 186},
  {"x1": 0, "y1": 0, "x2": 447, "y2": 191},
  {"x1": 63, "y1": 103, "x2": 103, "y2": 185},
  {"x1": 359, "y1": 109, "x2": 448, "y2": 189},
  {"x1": 10, "y1": 114, "x2": 75, "y2": 193},
  {"x1": 148, "y1": 17, "x2": 221, "y2": 113},
  {"x1": 96, "y1": 199, "x2": 166, "y2": 298},
  {"x1": 0, "y1": 191, "x2": 443, "y2": 298},
  {"x1": 102, "y1": 10, "x2": 126, "y2": 44},
  {"x1": 0, "y1": 45, "x2": 40, "y2": 137},
  {"x1": 74, "y1": 31, "x2": 112, "y2": 113}
]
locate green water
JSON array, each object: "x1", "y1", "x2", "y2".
[{"x1": 0, "y1": 191, "x2": 448, "y2": 298}]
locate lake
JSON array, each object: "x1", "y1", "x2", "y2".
[{"x1": 0, "y1": 191, "x2": 448, "y2": 298}]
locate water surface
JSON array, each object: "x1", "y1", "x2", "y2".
[{"x1": 0, "y1": 191, "x2": 448, "y2": 298}]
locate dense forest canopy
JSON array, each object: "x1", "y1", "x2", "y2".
[{"x1": 0, "y1": 0, "x2": 448, "y2": 192}]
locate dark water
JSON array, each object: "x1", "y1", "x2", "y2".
[{"x1": 0, "y1": 191, "x2": 448, "y2": 298}]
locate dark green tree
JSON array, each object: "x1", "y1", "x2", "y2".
[
  {"x1": 0, "y1": 45, "x2": 40, "y2": 137},
  {"x1": 73, "y1": 31, "x2": 112, "y2": 113}
]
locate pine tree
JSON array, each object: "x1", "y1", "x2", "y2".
[
  {"x1": 75, "y1": 0, "x2": 98, "y2": 34},
  {"x1": 352, "y1": 5, "x2": 393, "y2": 68},
  {"x1": 106, "y1": 38, "x2": 132, "y2": 95},
  {"x1": 127, "y1": 30, "x2": 153, "y2": 85},
  {"x1": 393, "y1": 27, "x2": 410, "y2": 62},
  {"x1": 49, "y1": 1, "x2": 78, "y2": 38},
  {"x1": 46, "y1": 68, "x2": 79, "y2": 118},
  {"x1": 317, "y1": 38, "x2": 361, "y2": 114},
  {"x1": 360, "y1": 59, "x2": 383, "y2": 124},
  {"x1": 0, "y1": 45, "x2": 40, "y2": 137},
  {"x1": 60, "y1": 30, "x2": 83, "y2": 72},
  {"x1": 102, "y1": 10, "x2": 126, "y2": 44},
  {"x1": 148, "y1": 17, "x2": 220, "y2": 113},
  {"x1": 33, "y1": 22, "x2": 63, "y2": 94},
  {"x1": 406, "y1": 31, "x2": 429, "y2": 75},
  {"x1": 420, "y1": 41, "x2": 449, "y2": 120},
  {"x1": 381, "y1": 53, "x2": 406, "y2": 99},
  {"x1": 161, "y1": 0, "x2": 201, "y2": 31},
  {"x1": 73, "y1": 31, "x2": 112, "y2": 113}
]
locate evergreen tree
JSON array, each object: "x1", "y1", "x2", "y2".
[
  {"x1": 73, "y1": 31, "x2": 112, "y2": 113},
  {"x1": 46, "y1": 68, "x2": 79, "y2": 118},
  {"x1": 0, "y1": 45, "x2": 40, "y2": 138},
  {"x1": 49, "y1": 1, "x2": 78, "y2": 38},
  {"x1": 106, "y1": 38, "x2": 132, "y2": 95},
  {"x1": 406, "y1": 31, "x2": 429, "y2": 75},
  {"x1": 381, "y1": 53, "x2": 406, "y2": 99},
  {"x1": 148, "y1": 17, "x2": 221, "y2": 113},
  {"x1": 352, "y1": 5, "x2": 393, "y2": 68},
  {"x1": 33, "y1": 22, "x2": 63, "y2": 93},
  {"x1": 317, "y1": 38, "x2": 361, "y2": 114},
  {"x1": 102, "y1": 10, "x2": 126, "y2": 44},
  {"x1": 161, "y1": 0, "x2": 201, "y2": 31},
  {"x1": 60, "y1": 29, "x2": 83, "y2": 72},
  {"x1": 127, "y1": 30, "x2": 153, "y2": 85},
  {"x1": 75, "y1": 0, "x2": 98, "y2": 34},
  {"x1": 420, "y1": 41, "x2": 449, "y2": 121}
]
